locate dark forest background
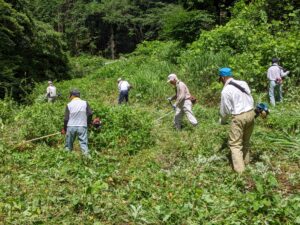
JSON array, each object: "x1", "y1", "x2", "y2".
[{"x1": 1, "y1": 0, "x2": 299, "y2": 99}]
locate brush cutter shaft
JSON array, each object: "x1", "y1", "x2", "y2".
[
  {"x1": 156, "y1": 110, "x2": 173, "y2": 121},
  {"x1": 23, "y1": 132, "x2": 61, "y2": 143}
]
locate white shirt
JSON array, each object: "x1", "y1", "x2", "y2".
[
  {"x1": 46, "y1": 85, "x2": 56, "y2": 97},
  {"x1": 118, "y1": 80, "x2": 130, "y2": 92},
  {"x1": 267, "y1": 63, "x2": 289, "y2": 81},
  {"x1": 220, "y1": 78, "x2": 254, "y2": 121}
]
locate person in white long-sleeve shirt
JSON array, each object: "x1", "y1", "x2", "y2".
[
  {"x1": 167, "y1": 73, "x2": 198, "y2": 130},
  {"x1": 267, "y1": 58, "x2": 290, "y2": 106},
  {"x1": 219, "y1": 68, "x2": 255, "y2": 173},
  {"x1": 117, "y1": 78, "x2": 132, "y2": 104},
  {"x1": 45, "y1": 81, "x2": 57, "y2": 103}
]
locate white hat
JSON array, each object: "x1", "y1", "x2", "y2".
[
  {"x1": 117, "y1": 78, "x2": 122, "y2": 82},
  {"x1": 48, "y1": 80, "x2": 53, "y2": 84},
  {"x1": 167, "y1": 73, "x2": 177, "y2": 82}
]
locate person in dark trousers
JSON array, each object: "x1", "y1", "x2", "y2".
[
  {"x1": 61, "y1": 89, "x2": 93, "y2": 156},
  {"x1": 267, "y1": 58, "x2": 290, "y2": 106},
  {"x1": 117, "y1": 78, "x2": 132, "y2": 104}
]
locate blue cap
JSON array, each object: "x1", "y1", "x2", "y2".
[
  {"x1": 219, "y1": 68, "x2": 232, "y2": 77},
  {"x1": 257, "y1": 103, "x2": 268, "y2": 111}
]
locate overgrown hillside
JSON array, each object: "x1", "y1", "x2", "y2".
[{"x1": 1, "y1": 0, "x2": 300, "y2": 224}]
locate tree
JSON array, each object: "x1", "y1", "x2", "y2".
[
  {"x1": 0, "y1": 0, "x2": 69, "y2": 99},
  {"x1": 160, "y1": 4, "x2": 215, "y2": 44}
]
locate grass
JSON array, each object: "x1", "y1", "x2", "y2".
[{"x1": 0, "y1": 55, "x2": 300, "y2": 224}]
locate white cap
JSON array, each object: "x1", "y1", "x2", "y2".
[
  {"x1": 48, "y1": 80, "x2": 53, "y2": 85},
  {"x1": 117, "y1": 78, "x2": 122, "y2": 82},
  {"x1": 167, "y1": 73, "x2": 178, "y2": 82}
]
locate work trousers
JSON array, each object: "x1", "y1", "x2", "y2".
[
  {"x1": 65, "y1": 126, "x2": 89, "y2": 155},
  {"x1": 118, "y1": 90, "x2": 129, "y2": 104},
  {"x1": 174, "y1": 99, "x2": 198, "y2": 129},
  {"x1": 229, "y1": 110, "x2": 255, "y2": 173},
  {"x1": 269, "y1": 80, "x2": 282, "y2": 106},
  {"x1": 47, "y1": 97, "x2": 56, "y2": 103}
]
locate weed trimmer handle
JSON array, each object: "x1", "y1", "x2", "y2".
[{"x1": 167, "y1": 98, "x2": 176, "y2": 111}]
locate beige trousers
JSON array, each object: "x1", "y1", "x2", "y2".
[
  {"x1": 174, "y1": 100, "x2": 198, "y2": 129},
  {"x1": 229, "y1": 110, "x2": 255, "y2": 173}
]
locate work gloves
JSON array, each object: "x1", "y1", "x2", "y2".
[
  {"x1": 167, "y1": 97, "x2": 176, "y2": 110},
  {"x1": 61, "y1": 128, "x2": 66, "y2": 135}
]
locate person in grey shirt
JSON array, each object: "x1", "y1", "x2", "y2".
[
  {"x1": 61, "y1": 89, "x2": 93, "y2": 156},
  {"x1": 267, "y1": 58, "x2": 290, "y2": 106}
]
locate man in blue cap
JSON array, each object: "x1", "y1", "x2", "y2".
[{"x1": 219, "y1": 68, "x2": 255, "y2": 173}]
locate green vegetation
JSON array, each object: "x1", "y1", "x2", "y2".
[
  {"x1": 0, "y1": 0, "x2": 69, "y2": 99},
  {"x1": 1, "y1": 0, "x2": 300, "y2": 224}
]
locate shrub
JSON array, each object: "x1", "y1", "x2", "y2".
[
  {"x1": 69, "y1": 54, "x2": 105, "y2": 78},
  {"x1": 12, "y1": 103, "x2": 63, "y2": 143},
  {"x1": 183, "y1": 0, "x2": 300, "y2": 92},
  {"x1": 90, "y1": 104, "x2": 154, "y2": 155}
]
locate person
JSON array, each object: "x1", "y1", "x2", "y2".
[
  {"x1": 267, "y1": 58, "x2": 290, "y2": 106},
  {"x1": 117, "y1": 78, "x2": 132, "y2": 104},
  {"x1": 167, "y1": 73, "x2": 198, "y2": 130},
  {"x1": 45, "y1": 81, "x2": 57, "y2": 103},
  {"x1": 219, "y1": 68, "x2": 256, "y2": 173},
  {"x1": 61, "y1": 89, "x2": 93, "y2": 156}
]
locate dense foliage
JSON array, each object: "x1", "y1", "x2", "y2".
[
  {"x1": 28, "y1": 0, "x2": 237, "y2": 57},
  {"x1": 0, "y1": 0, "x2": 300, "y2": 224},
  {"x1": 183, "y1": 0, "x2": 300, "y2": 92},
  {"x1": 0, "y1": 0, "x2": 69, "y2": 99}
]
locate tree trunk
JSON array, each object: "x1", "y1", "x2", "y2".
[{"x1": 110, "y1": 25, "x2": 115, "y2": 59}]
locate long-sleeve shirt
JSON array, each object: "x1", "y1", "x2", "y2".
[
  {"x1": 46, "y1": 85, "x2": 56, "y2": 97},
  {"x1": 267, "y1": 63, "x2": 289, "y2": 81},
  {"x1": 220, "y1": 78, "x2": 254, "y2": 123},
  {"x1": 64, "y1": 97, "x2": 93, "y2": 130},
  {"x1": 171, "y1": 81, "x2": 191, "y2": 107}
]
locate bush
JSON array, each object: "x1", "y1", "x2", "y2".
[
  {"x1": 0, "y1": 98, "x2": 18, "y2": 124},
  {"x1": 90, "y1": 104, "x2": 154, "y2": 155},
  {"x1": 132, "y1": 41, "x2": 182, "y2": 64},
  {"x1": 12, "y1": 103, "x2": 64, "y2": 143},
  {"x1": 183, "y1": 0, "x2": 300, "y2": 92},
  {"x1": 69, "y1": 54, "x2": 105, "y2": 78}
]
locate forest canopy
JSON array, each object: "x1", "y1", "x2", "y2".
[{"x1": 0, "y1": 0, "x2": 299, "y2": 99}]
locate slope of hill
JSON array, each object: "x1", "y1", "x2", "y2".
[
  {"x1": 1, "y1": 52, "x2": 300, "y2": 224},
  {"x1": 1, "y1": 0, "x2": 300, "y2": 224}
]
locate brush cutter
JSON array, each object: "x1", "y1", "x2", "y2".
[
  {"x1": 19, "y1": 132, "x2": 61, "y2": 145},
  {"x1": 155, "y1": 110, "x2": 174, "y2": 121},
  {"x1": 155, "y1": 99, "x2": 176, "y2": 122}
]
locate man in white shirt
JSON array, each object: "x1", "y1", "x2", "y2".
[
  {"x1": 267, "y1": 58, "x2": 290, "y2": 106},
  {"x1": 167, "y1": 73, "x2": 198, "y2": 130},
  {"x1": 46, "y1": 81, "x2": 57, "y2": 103},
  {"x1": 117, "y1": 78, "x2": 132, "y2": 104},
  {"x1": 219, "y1": 68, "x2": 255, "y2": 173}
]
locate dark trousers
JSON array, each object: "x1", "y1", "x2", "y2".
[{"x1": 118, "y1": 90, "x2": 129, "y2": 104}]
